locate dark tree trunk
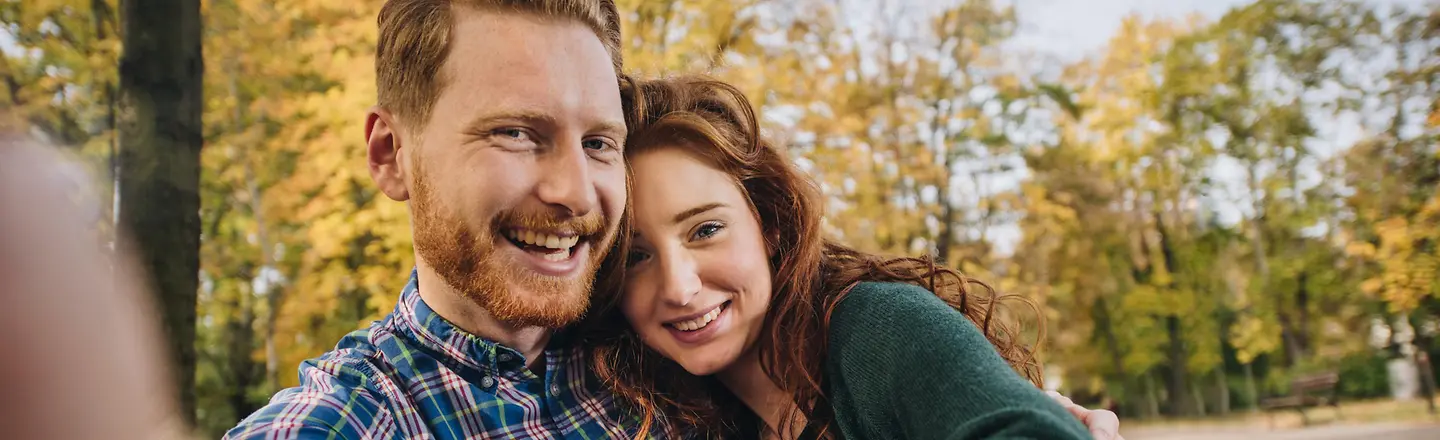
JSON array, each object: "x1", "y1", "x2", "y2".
[
  {"x1": 1155, "y1": 213, "x2": 1192, "y2": 416},
  {"x1": 117, "y1": 0, "x2": 204, "y2": 424},
  {"x1": 1295, "y1": 270, "x2": 1311, "y2": 356}
]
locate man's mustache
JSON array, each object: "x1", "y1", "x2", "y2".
[{"x1": 492, "y1": 209, "x2": 607, "y2": 238}]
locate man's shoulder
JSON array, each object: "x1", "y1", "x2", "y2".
[{"x1": 224, "y1": 328, "x2": 398, "y2": 440}]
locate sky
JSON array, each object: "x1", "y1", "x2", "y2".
[
  {"x1": 1010, "y1": 0, "x2": 1250, "y2": 62},
  {"x1": 1011, "y1": 0, "x2": 1428, "y2": 60}
]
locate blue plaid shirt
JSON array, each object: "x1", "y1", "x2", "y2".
[{"x1": 225, "y1": 272, "x2": 652, "y2": 439}]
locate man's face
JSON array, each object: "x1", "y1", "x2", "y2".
[{"x1": 405, "y1": 9, "x2": 626, "y2": 328}]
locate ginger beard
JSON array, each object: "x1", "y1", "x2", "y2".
[{"x1": 409, "y1": 161, "x2": 617, "y2": 328}]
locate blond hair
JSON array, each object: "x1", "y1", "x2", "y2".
[{"x1": 376, "y1": 0, "x2": 622, "y2": 130}]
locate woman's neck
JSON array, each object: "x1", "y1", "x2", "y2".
[{"x1": 716, "y1": 349, "x2": 808, "y2": 439}]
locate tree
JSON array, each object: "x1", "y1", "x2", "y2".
[{"x1": 115, "y1": 0, "x2": 203, "y2": 424}]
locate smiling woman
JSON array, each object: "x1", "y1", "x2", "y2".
[{"x1": 581, "y1": 75, "x2": 1095, "y2": 440}]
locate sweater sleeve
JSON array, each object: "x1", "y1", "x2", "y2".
[{"x1": 824, "y1": 282, "x2": 1092, "y2": 440}]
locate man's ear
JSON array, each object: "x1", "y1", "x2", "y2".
[{"x1": 366, "y1": 106, "x2": 410, "y2": 201}]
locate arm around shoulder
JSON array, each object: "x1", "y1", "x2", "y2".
[{"x1": 825, "y1": 282, "x2": 1092, "y2": 440}]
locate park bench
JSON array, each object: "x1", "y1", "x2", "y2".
[{"x1": 1259, "y1": 371, "x2": 1342, "y2": 428}]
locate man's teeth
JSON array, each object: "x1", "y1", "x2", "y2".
[
  {"x1": 673, "y1": 306, "x2": 723, "y2": 332},
  {"x1": 507, "y1": 230, "x2": 580, "y2": 251}
]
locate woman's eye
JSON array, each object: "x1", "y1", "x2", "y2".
[
  {"x1": 693, "y1": 222, "x2": 724, "y2": 240},
  {"x1": 625, "y1": 250, "x2": 650, "y2": 267}
]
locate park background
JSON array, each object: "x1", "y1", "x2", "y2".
[{"x1": 2, "y1": 0, "x2": 1437, "y2": 437}]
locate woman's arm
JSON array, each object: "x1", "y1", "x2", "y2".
[{"x1": 824, "y1": 282, "x2": 1092, "y2": 440}]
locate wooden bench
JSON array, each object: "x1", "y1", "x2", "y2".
[{"x1": 1260, "y1": 371, "x2": 1342, "y2": 427}]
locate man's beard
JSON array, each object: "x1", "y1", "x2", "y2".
[{"x1": 409, "y1": 166, "x2": 616, "y2": 329}]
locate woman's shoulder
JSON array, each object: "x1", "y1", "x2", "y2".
[
  {"x1": 827, "y1": 280, "x2": 988, "y2": 352},
  {"x1": 832, "y1": 281, "x2": 956, "y2": 324}
]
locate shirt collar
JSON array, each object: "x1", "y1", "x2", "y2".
[{"x1": 388, "y1": 269, "x2": 580, "y2": 376}]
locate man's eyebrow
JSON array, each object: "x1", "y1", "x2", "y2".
[
  {"x1": 592, "y1": 119, "x2": 627, "y2": 139},
  {"x1": 671, "y1": 202, "x2": 726, "y2": 225},
  {"x1": 463, "y1": 111, "x2": 626, "y2": 139},
  {"x1": 463, "y1": 110, "x2": 558, "y2": 132}
]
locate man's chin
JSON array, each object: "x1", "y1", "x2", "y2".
[{"x1": 465, "y1": 277, "x2": 592, "y2": 328}]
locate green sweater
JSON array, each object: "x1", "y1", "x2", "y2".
[{"x1": 819, "y1": 281, "x2": 1092, "y2": 440}]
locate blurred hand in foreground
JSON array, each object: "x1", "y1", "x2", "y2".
[{"x1": 0, "y1": 134, "x2": 190, "y2": 439}]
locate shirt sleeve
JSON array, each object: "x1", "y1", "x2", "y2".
[
  {"x1": 224, "y1": 354, "x2": 394, "y2": 440},
  {"x1": 825, "y1": 282, "x2": 1092, "y2": 440}
]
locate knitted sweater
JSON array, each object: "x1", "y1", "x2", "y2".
[{"x1": 816, "y1": 281, "x2": 1092, "y2": 440}]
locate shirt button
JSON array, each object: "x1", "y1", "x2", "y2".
[
  {"x1": 480, "y1": 376, "x2": 496, "y2": 388},
  {"x1": 549, "y1": 384, "x2": 562, "y2": 396},
  {"x1": 498, "y1": 353, "x2": 513, "y2": 363}
]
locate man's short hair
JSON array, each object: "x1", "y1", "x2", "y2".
[{"x1": 376, "y1": 0, "x2": 623, "y2": 131}]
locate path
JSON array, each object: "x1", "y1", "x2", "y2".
[{"x1": 1124, "y1": 422, "x2": 1440, "y2": 440}]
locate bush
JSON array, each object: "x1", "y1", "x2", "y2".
[{"x1": 1337, "y1": 350, "x2": 1391, "y2": 399}]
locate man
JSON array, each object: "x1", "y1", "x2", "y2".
[
  {"x1": 226, "y1": 1, "x2": 635, "y2": 438},
  {"x1": 227, "y1": 1, "x2": 1122, "y2": 439}
]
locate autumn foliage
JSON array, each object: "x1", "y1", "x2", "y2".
[{"x1": 2, "y1": 0, "x2": 1436, "y2": 434}]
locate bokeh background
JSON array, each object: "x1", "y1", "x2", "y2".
[{"x1": 3, "y1": 0, "x2": 1437, "y2": 438}]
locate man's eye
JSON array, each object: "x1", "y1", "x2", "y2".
[
  {"x1": 495, "y1": 128, "x2": 532, "y2": 141},
  {"x1": 583, "y1": 138, "x2": 617, "y2": 151}
]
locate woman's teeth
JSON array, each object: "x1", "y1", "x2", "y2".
[
  {"x1": 673, "y1": 306, "x2": 723, "y2": 332},
  {"x1": 506, "y1": 229, "x2": 579, "y2": 261}
]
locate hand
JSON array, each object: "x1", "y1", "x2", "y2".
[
  {"x1": 1045, "y1": 390, "x2": 1123, "y2": 440},
  {"x1": 0, "y1": 136, "x2": 189, "y2": 439}
]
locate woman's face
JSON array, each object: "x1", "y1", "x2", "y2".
[{"x1": 620, "y1": 146, "x2": 773, "y2": 376}]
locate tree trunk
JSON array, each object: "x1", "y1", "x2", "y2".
[
  {"x1": 1243, "y1": 361, "x2": 1259, "y2": 412},
  {"x1": 1166, "y1": 316, "x2": 1192, "y2": 416},
  {"x1": 1216, "y1": 368, "x2": 1230, "y2": 415},
  {"x1": 1191, "y1": 378, "x2": 1208, "y2": 417},
  {"x1": 1409, "y1": 313, "x2": 1437, "y2": 414},
  {"x1": 117, "y1": 0, "x2": 204, "y2": 424},
  {"x1": 936, "y1": 190, "x2": 956, "y2": 263},
  {"x1": 1296, "y1": 270, "x2": 1311, "y2": 356},
  {"x1": 1156, "y1": 213, "x2": 1192, "y2": 416},
  {"x1": 226, "y1": 290, "x2": 257, "y2": 420},
  {"x1": 1278, "y1": 301, "x2": 1303, "y2": 366},
  {"x1": 1094, "y1": 296, "x2": 1127, "y2": 378},
  {"x1": 1143, "y1": 371, "x2": 1161, "y2": 419}
]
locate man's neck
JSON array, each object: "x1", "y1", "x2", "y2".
[
  {"x1": 717, "y1": 349, "x2": 807, "y2": 439},
  {"x1": 414, "y1": 263, "x2": 551, "y2": 371}
]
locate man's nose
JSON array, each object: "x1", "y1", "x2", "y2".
[{"x1": 535, "y1": 139, "x2": 597, "y2": 216}]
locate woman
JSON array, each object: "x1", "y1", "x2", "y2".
[{"x1": 583, "y1": 75, "x2": 1097, "y2": 440}]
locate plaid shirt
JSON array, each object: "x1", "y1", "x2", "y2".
[{"x1": 225, "y1": 271, "x2": 652, "y2": 440}]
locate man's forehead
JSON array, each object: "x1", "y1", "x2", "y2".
[{"x1": 437, "y1": 10, "x2": 624, "y2": 127}]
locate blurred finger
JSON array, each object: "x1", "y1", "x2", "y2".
[
  {"x1": 1044, "y1": 391, "x2": 1085, "y2": 419},
  {"x1": 1045, "y1": 390, "x2": 1076, "y2": 407},
  {"x1": 1084, "y1": 409, "x2": 1122, "y2": 440}
]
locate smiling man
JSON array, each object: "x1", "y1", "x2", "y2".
[{"x1": 224, "y1": 1, "x2": 644, "y2": 438}]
